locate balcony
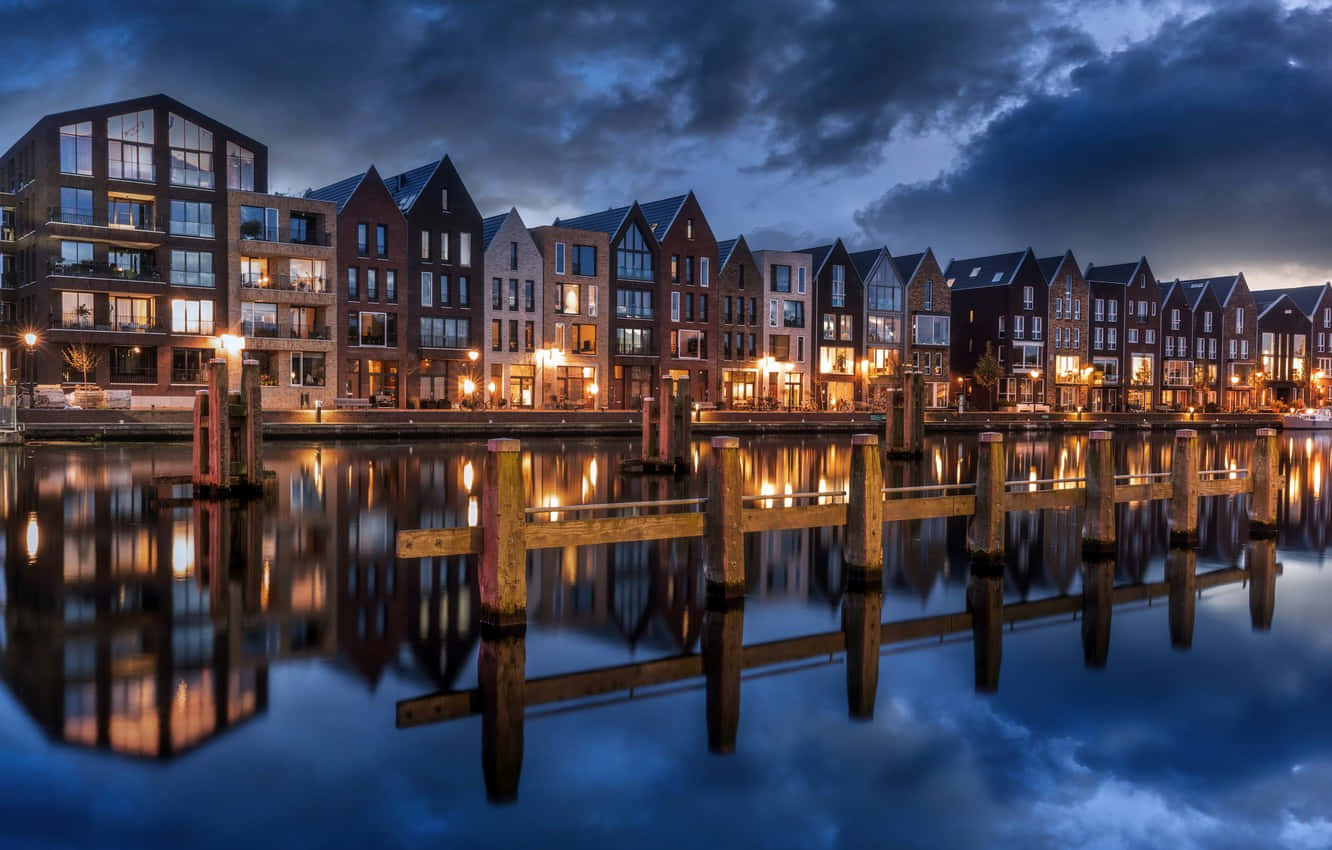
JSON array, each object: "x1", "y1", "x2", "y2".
[
  {"x1": 241, "y1": 321, "x2": 333, "y2": 342},
  {"x1": 616, "y1": 265, "x2": 654, "y2": 282},
  {"x1": 289, "y1": 325, "x2": 331, "y2": 341},
  {"x1": 49, "y1": 259, "x2": 161, "y2": 282},
  {"x1": 48, "y1": 206, "x2": 164, "y2": 233},
  {"x1": 1, "y1": 271, "x2": 17, "y2": 289},
  {"x1": 239, "y1": 226, "x2": 333, "y2": 247},
  {"x1": 53, "y1": 318, "x2": 167, "y2": 334},
  {"x1": 241, "y1": 273, "x2": 329, "y2": 294}
]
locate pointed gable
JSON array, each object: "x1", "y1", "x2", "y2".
[
  {"x1": 849, "y1": 247, "x2": 885, "y2": 282},
  {"x1": 945, "y1": 250, "x2": 1029, "y2": 291},
  {"x1": 555, "y1": 203, "x2": 635, "y2": 237},
  {"x1": 306, "y1": 170, "x2": 368, "y2": 213},
  {"x1": 891, "y1": 252, "x2": 925, "y2": 284},
  {"x1": 638, "y1": 193, "x2": 690, "y2": 240}
]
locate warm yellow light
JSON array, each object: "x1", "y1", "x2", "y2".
[
  {"x1": 487, "y1": 381, "x2": 496, "y2": 394},
  {"x1": 462, "y1": 461, "x2": 475, "y2": 492},
  {"x1": 468, "y1": 496, "x2": 479, "y2": 528},
  {"x1": 588, "y1": 383, "x2": 599, "y2": 396},
  {"x1": 219, "y1": 334, "x2": 246, "y2": 354},
  {"x1": 24, "y1": 512, "x2": 39, "y2": 560},
  {"x1": 1231, "y1": 375, "x2": 1240, "y2": 384},
  {"x1": 1029, "y1": 369, "x2": 1041, "y2": 380},
  {"x1": 22, "y1": 332, "x2": 37, "y2": 348},
  {"x1": 462, "y1": 379, "x2": 476, "y2": 395},
  {"x1": 468, "y1": 350, "x2": 479, "y2": 362}
]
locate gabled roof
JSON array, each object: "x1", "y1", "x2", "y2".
[
  {"x1": 1037, "y1": 250, "x2": 1079, "y2": 285},
  {"x1": 482, "y1": 210, "x2": 511, "y2": 252},
  {"x1": 1176, "y1": 275, "x2": 1244, "y2": 308},
  {"x1": 716, "y1": 238, "x2": 738, "y2": 270},
  {"x1": 1179, "y1": 280, "x2": 1217, "y2": 311},
  {"x1": 1253, "y1": 289, "x2": 1295, "y2": 317},
  {"x1": 892, "y1": 252, "x2": 926, "y2": 283},
  {"x1": 1084, "y1": 259, "x2": 1144, "y2": 286},
  {"x1": 305, "y1": 170, "x2": 367, "y2": 213},
  {"x1": 797, "y1": 243, "x2": 835, "y2": 276},
  {"x1": 383, "y1": 160, "x2": 443, "y2": 212},
  {"x1": 849, "y1": 248, "x2": 885, "y2": 281},
  {"x1": 638, "y1": 193, "x2": 690, "y2": 240},
  {"x1": 554, "y1": 203, "x2": 634, "y2": 236},
  {"x1": 944, "y1": 250, "x2": 1029, "y2": 291},
  {"x1": 1280, "y1": 283, "x2": 1330, "y2": 318}
]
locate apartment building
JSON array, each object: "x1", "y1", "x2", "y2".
[
  {"x1": 1085, "y1": 258, "x2": 1162, "y2": 411},
  {"x1": 801, "y1": 239, "x2": 864, "y2": 409},
  {"x1": 643, "y1": 193, "x2": 718, "y2": 403},
  {"x1": 1254, "y1": 289, "x2": 1311, "y2": 406},
  {"x1": 1, "y1": 189, "x2": 15, "y2": 326},
  {"x1": 752, "y1": 248, "x2": 813, "y2": 408},
  {"x1": 0, "y1": 94, "x2": 267, "y2": 405},
  {"x1": 1175, "y1": 275, "x2": 1257, "y2": 411},
  {"x1": 225, "y1": 190, "x2": 337, "y2": 408},
  {"x1": 481, "y1": 208, "x2": 543, "y2": 407},
  {"x1": 947, "y1": 249, "x2": 1047, "y2": 409},
  {"x1": 306, "y1": 164, "x2": 409, "y2": 407},
  {"x1": 1288, "y1": 283, "x2": 1332, "y2": 406},
  {"x1": 898, "y1": 249, "x2": 951, "y2": 408},
  {"x1": 528, "y1": 224, "x2": 610, "y2": 408},
  {"x1": 715, "y1": 236, "x2": 764, "y2": 406},
  {"x1": 1156, "y1": 279, "x2": 1195, "y2": 409},
  {"x1": 1037, "y1": 251, "x2": 1089, "y2": 410},
  {"x1": 1180, "y1": 280, "x2": 1223, "y2": 409},
  {"x1": 850, "y1": 247, "x2": 904, "y2": 405}
]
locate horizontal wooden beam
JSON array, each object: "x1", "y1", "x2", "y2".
[
  {"x1": 1198, "y1": 478, "x2": 1251, "y2": 498},
  {"x1": 525, "y1": 513, "x2": 704, "y2": 550},
  {"x1": 396, "y1": 526, "x2": 483, "y2": 559},
  {"x1": 1114, "y1": 482, "x2": 1173, "y2": 503},
  {"x1": 1005, "y1": 488, "x2": 1085, "y2": 513},
  {"x1": 882, "y1": 494, "x2": 975, "y2": 521},
  {"x1": 741, "y1": 503, "x2": 848, "y2": 533}
]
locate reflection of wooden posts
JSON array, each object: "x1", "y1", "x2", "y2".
[
  {"x1": 967, "y1": 572, "x2": 1003, "y2": 693},
  {"x1": 842, "y1": 588, "x2": 882, "y2": 719},
  {"x1": 967, "y1": 432, "x2": 1005, "y2": 564},
  {"x1": 702, "y1": 605, "x2": 743, "y2": 755},
  {"x1": 1080, "y1": 558, "x2": 1113, "y2": 668},
  {"x1": 845, "y1": 434, "x2": 883, "y2": 583},
  {"x1": 479, "y1": 634, "x2": 525, "y2": 803},
  {"x1": 1167, "y1": 548, "x2": 1197, "y2": 650},
  {"x1": 192, "y1": 357, "x2": 267, "y2": 497},
  {"x1": 1248, "y1": 538, "x2": 1277, "y2": 631},
  {"x1": 481, "y1": 438, "x2": 527, "y2": 631},
  {"x1": 1170, "y1": 429, "x2": 1200, "y2": 547},
  {"x1": 706, "y1": 436, "x2": 745, "y2": 602},
  {"x1": 640, "y1": 396, "x2": 658, "y2": 463},
  {"x1": 1082, "y1": 430, "x2": 1116, "y2": 555},
  {"x1": 1249, "y1": 428, "x2": 1280, "y2": 537}
]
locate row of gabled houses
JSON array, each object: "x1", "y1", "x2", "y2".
[{"x1": 0, "y1": 93, "x2": 1325, "y2": 411}]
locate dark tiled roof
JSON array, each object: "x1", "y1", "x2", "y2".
[
  {"x1": 1252, "y1": 289, "x2": 1290, "y2": 315},
  {"x1": 383, "y1": 161, "x2": 441, "y2": 212},
  {"x1": 1037, "y1": 255, "x2": 1063, "y2": 282},
  {"x1": 555, "y1": 203, "x2": 633, "y2": 236},
  {"x1": 716, "y1": 238, "x2": 737, "y2": 269},
  {"x1": 944, "y1": 251, "x2": 1027, "y2": 291},
  {"x1": 482, "y1": 212, "x2": 508, "y2": 252},
  {"x1": 892, "y1": 252, "x2": 925, "y2": 283},
  {"x1": 638, "y1": 194, "x2": 689, "y2": 239},
  {"x1": 1179, "y1": 281, "x2": 1214, "y2": 311},
  {"x1": 1085, "y1": 261, "x2": 1141, "y2": 285},
  {"x1": 1176, "y1": 275, "x2": 1241, "y2": 307},
  {"x1": 798, "y1": 243, "x2": 834, "y2": 274},
  {"x1": 1280, "y1": 283, "x2": 1328, "y2": 318},
  {"x1": 306, "y1": 171, "x2": 367, "y2": 213},
  {"x1": 849, "y1": 248, "x2": 883, "y2": 281}
]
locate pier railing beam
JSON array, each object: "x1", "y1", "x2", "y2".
[
  {"x1": 706, "y1": 436, "x2": 745, "y2": 603},
  {"x1": 481, "y1": 438, "x2": 527, "y2": 631},
  {"x1": 844, "y1": 433, "x2": 883, "y2": 584},
  {"x1": 1167, "y1": 547, "x2": 1197, "y2": 650},
  {"x1": 967, "y1": 431, "x2": 1005, "y2": 565},
  {"x1": 1081, "y1": 430, "x2": 1116, "y2": 555},
  {"x1": 1249, "y1": 427, "x2": 1280, "y2": 537},
  {"x1": 1169, "y1": 429, "x2": 1200, "y2": 548}
]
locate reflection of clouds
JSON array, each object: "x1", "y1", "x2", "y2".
[
  {"x1": 1280, "y1": 812, "x2": 1332, "y2": 850},
  {"x1": 1024, "y1": 780, "x2": 1222, "y2": 850}
]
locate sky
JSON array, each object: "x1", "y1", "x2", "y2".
[{"x1": 3, "y1": 0, "x2": 1332, "y2": 289}]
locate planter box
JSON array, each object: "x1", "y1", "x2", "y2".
[
  {"x1": 72, "y1": 388, "x2": 107, "y2": 409},
  {"x1": 33, "y1": 385, "x2": 68, "y2": 409},
  {"x1": 106, "y1": 390, "x2": 132, "y2": 410}
]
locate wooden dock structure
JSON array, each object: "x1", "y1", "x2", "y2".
[{"x1": 190, "y1": 357, "x2": 272, "y2": 498}]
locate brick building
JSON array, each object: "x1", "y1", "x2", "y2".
[
  {"x1": 898, "y1": 248, "x2": 951, "y2": 408},
  {"x1": 1085, "y1": 258, "x2": 1162, "y2": 411},
  {"x1": 715, "y1": 235, "x2": 763, "y2": 406},
  {"x1": 1254, "y1": 289, "x2": 1311, "y2": 406},
  {"x1": 850, "y1": 247, "x2": 904, "y2": 405},
  {"x1": 1156, "y1": 278, "x2": 1195, "y2": 410},
  {"x1": 801, "y1": 238, "x2": 864, "y2": 409},
  {"x1": 1037, "y1": 251, "x2": 1089, "y2": 410},
  {"x1": 527, "y1": 223, "x2": 610, "y2": 408},
  {"x1": 481, "y1": 208, "x2": 543, "y2": 407},
  {"x1": 947, "y1": 249, "x2": 1047, "y2": 409},
  {"x1": 1174, "y1": 275, "x2": 1257, "y2": 411},
  {"x1": 752, "y1": 248, "x2": 813, "y2": 408},
  {"x1": 1179, "y1": 280, "x2": 1224, "y2": 409}
]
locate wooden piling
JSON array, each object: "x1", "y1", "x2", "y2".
[
  {"x1": 845, "y1": 434, "x2": 884, "y2": 583},
  {"x1": 1249, "y1": 427, "x2": 1280, "y2": 538},
  {"x1": 640, "y1": 396, "x2": 658, "y2": 463},
  {"x1": 706, "y1": 436, "x2": 745, "y2": 603},
  {"x1": 1081, "y1": 558, "x2": 1113, "y2": 668},
  {"x1": 657, "y1": 376, "x2": 675, "y2": 465},
  {"x1": 1167, "y1": 547, "x2": 1197, "y2": 650},
  {"x1": 1081, "y1": 430, "x2": 1116, "y2": 555},
  {"x1": 967, "y1": 432, "x2": 1006, "y2": 565},
  {"x1": 241, "y1": 358, "x2": 263, "y2": 485},
  {"x1": 479, "y1": 633, "x2": 525, "y2": 803},
  {"x1": 481, "y1": 438, "x2": 527, "y2": 631},
  {"x1": 842, "y1": 589, "x2": 882, "y2": 719},
  {"x1": 702, "y1": 605, "x2": 743, "y2": 755},
  {"x1": 903, "y1": 370, "x2": 924, "y2": 456},
  {"x1": 1169, "y1": 429, "x2": 1200, "y2": 548},
  {"x1": 1248, "y1": 538, "x2": 1277, "y2": 631}
]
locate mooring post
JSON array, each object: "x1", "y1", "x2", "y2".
[
  {"x1": 206, "y1": 358, "x2": 231, "y2": 493},
  {"x1": 845, "y1": 433, "x2": 884, "y2": 583},
  {"x1": 192, "y1": 389, "x2": 210, "y2": 488},
  {"x1": 702, "y1": 604, "x2": 743, "y2": 755},
  {"x1": 1166, "y1": 547, "x2": 1197, "y2": 650},
  {"x1": 882, "y1": 385, "x2": 898, "y2": 454},
  {"x1": 1169, "y1": 429, "x2": 1200, "y2": 547},
  {"x1": 240, "y1": 358, "x2": 263, "y2": 487},
  {"x1": 479, "y1": 633, "x2": 526, "y2": 803},
  {"x1": 657, "y1": 376, "x2": 675, "y2": 465},
  {"x1": 1081, "y1": 558, "x2": 1113, "y2": 668},
  {"x1": 904, "y1": 370, "x2": 925, "y2": 455},
  {"x1": 967, "y1": 431, "x2": 1006, "y2": 564},
  {"x1": 1081, "y1": 430, "x2": 1116, "y2": 555},
  {"x1": 640, "y1": 396, "x2": 657, "y2": 463},
  {"x1": 675, "y1": 378, "x2": 693, "y2": 463},
  {"x1": 481, "y1": 438, "x2": 527, "y2": 630},
  {"x1": 706, "y1": 436, "x2": 745, "y2": 603},
  {"x1": 1249, "y1": 427, "x2": 1280, "y2": 537},
  {"x1": 967, "y1": 571, "x2": 1003, "y2": 694},
  {"x1": 842, "y1": 587, "x2": 882, "y2": 719},
  {"x1": 1248, "y1": 537, "x2": 1277, "y2": 631}
]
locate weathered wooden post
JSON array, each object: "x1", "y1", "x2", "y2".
[
  {"x1": 657, "y1": 376, "x2": 675, "y2": 466},
  {"x1": 967, "y1": 432, "x2": 1006, "y2": 564},
  {"x1": 1169, "y1": 429, "x2": 1200, "y2": 547},
  {"x1": 1081, "y1": 430, "x2": 1116, "y2": 555},
  {"x1": 702, "y1": 604, "x2": 743, "y2": 755},
  {"x1": 673, "y1": 378, "x2": 693, "y2": 465},
  {"x1": 241, "y1": 358, "x2": 263, "y2": 487},
  {"x1": 640, "y1": 396, "x2": 658, "y2": 463},
  {"x1": 882, "y1": 383, "x2": 898, "y2": 454},
  {"x1": 1248, "y1": 537, "x2": 1277, "y2": 631},
  {"x1": 903, "y1": 369, "x2": 924, "y2": 456},
  {"x1": 1081, "y1": 558, "x2": 1113, "y2": 668},
  {"x1": 192, "y1": 389, "x2": 210, "y2": 486},
  {"x1": 967, "y1": 572, "x2": 1003, "y2": 694},
  {"x1": 479, "y1": 633, "x2": 525, "y2": 803},
  {"x1": 481, "y1": 438, "x2": 527, "y2": 630},
  {"x1": 706, "y1": 436, "x2": 745, "y2": 603},
  {"x1": 1249, "y1": 427, "x2": 1280, "y2": 537},
  {"x1": 842, "y1": 588, "x2": 882, "y2": 719},
  {"x1": 1167, "y1": 547, "x2": 1197, "y2": 650},
  {"x1": 845, "y1": 433, "x2": 884, "y2": 584}
]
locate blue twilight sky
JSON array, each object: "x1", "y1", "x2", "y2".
[{"x1": 3, "y1": 0, "x2": 1332, "y2": 288}]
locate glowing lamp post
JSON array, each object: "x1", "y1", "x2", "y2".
[{"x1": 22, "y1": 331, "x2": 38, "y2": 407}]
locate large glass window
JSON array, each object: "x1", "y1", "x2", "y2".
[
  {"x1": 556, "y1": 283, "x2": 580, "y2": 315},
  {"x1": 239, "y1": 205, "x2": 278, "y2": 241},
  {"x1": 819, "y1": 346, "x2": 854, "y2": 375},
  {"x1": 226, "y1": 142, "x2": 255, "y2": 191},
  {"x1": 772, "y1": 265, "x2": 791, "y2": 293},
  {"x1": 61, "y1": 292, "x2": 94, "y2": 328},
  {"x1": 912, "y1": 315, "x2": 949, "y2": 346},
  {"x1": 60, "y1": 122, "x2": 93, "y2": 175},
  {"x1": 359, "y1": 311, "x2": 387, "y2": 346},
  {"x1": 782, "y1": 300, "x2": 804, "y2": 328},
  {"x1": 831, "y1": 265, "x2": 845, "y2": 307},
  {"x1": 867, "y1": 314, "x2": 899, "y2": 344},
  {"x1": 866, "y1": 261, "x2": 901, "y2": 311},
  {"x1": 170, "y1": 250, "x2": 214, "y2": 287},
  {"x1": 110, "y1": 345, "x2": 157, "y2": 383},
  {"x1": 59, "y1": 187, "x2": 93, "y2": 224},
  {"x1": 241, "y1": 302, "x2": 278, "y2": 337},
  {"x1": 107, "y1": 110, "x2": 155, "y2": 182},
  {"x1": 459, "y1": 232, "x2": 472, "y2": 267},
  {"x1": 107, "y1": 195, "x2": 154, "y2": 230},
  {"x1": 168, "y1": 114, "x2": 214, "y2": 188},
  {"x1": 169, "y1": 200, "x2": 214, "y2": 237},
  {"x1": 59, "y1": 240, "x2": 94, "y2": 271},
  {"x1": 571, "y1": 244, "x2": 596, "y2": 276},
  {"x1": 171, "y1": 299, "x2": 214, "y2": 335},
  {"x1": 171, "y1": 348, "x2": 210, "y2": 384},
  {"x1": 616, "y1": 288, "x2": 654, "y2": 319},
  {"x1": 616, "y1": 327, "x2": 654, "y2": 355},
  {"x1": 571, "y1": 323, "x2": 597, "y2": 354},
  {"x1": 291, "y1": 352, "x2": 326, "y2": 387},
  {"x1": 616, "y1": 223, "x2": 652, "y2": 280}
]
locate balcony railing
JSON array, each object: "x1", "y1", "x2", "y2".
[
  {"x1": 241, "y1": 321, "x2": 333, "y2": 341},
  {"x1": 1, "y1": 226, "x2": 14, "y2": 242},
  {"x1": 615, "y1": 308, "x2": 655, "y2": 320},
  {"x1": 616, "y1": 266, "x2": 654, "y2": 282},
  {"x1": 108, "y1": 369, "x2": 159, "y2": 384},
  {"x1": 53, "y1": 317, "x2": 167, "y2": 333},
  {"x1": 171, "y1": 368, "x2": 206, "y2": 384},
  {"x1": 240, "y1": 228, "x2": 333, "y2": 247},
  {"x1": 241, "y1": 273, "x2": 329, "y2": 293},
  {"x1": 49, "y1": 259, "x2": 161, "y2": 282},
  {"x1": 48, "y1": 206, "x2": 164, "y2": 232},
  {"x1": 289, "y1": 325, "x2": 331, "y2": 340}
]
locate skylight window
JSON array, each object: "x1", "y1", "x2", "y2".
[
  {"x1": 969, "y1": 266, "x2": 981, "y2": 278},
  {"x1": 992, "y1": 272, "x2": 1004, "y2": 283}
]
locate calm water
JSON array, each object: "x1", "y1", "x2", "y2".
[{"x1": 0, "y1": 431, "x2": 1329, "y2": 849}]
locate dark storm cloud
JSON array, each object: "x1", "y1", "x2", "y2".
[{"x1": 854, "y1": 1, "x2": 1332, "y2": 283}]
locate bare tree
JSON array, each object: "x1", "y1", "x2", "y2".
[{"x1": 62, "y1": 344, "x2": 101, "y2": 386}]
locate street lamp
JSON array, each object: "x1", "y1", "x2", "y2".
[
  {"x1": 22, "y1": 331, "x2": 38, "y2": 408},
  {"x1": 588, "y1": 382, "x2": 599, "y2": 410}
]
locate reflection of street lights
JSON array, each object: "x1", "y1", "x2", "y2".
[{"x1": 22, "y1": 331, "x2": 38, "y2": 407}]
